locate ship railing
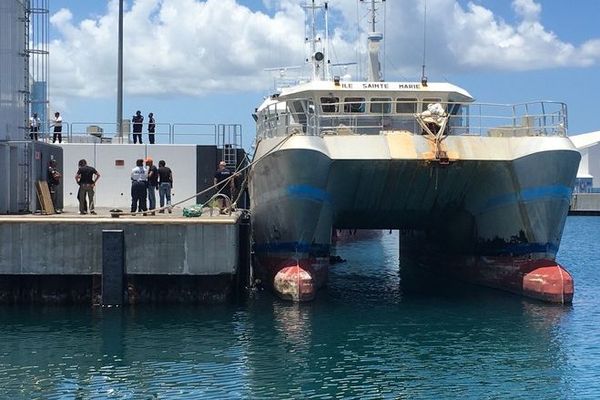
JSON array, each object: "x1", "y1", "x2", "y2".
[
  {"x1": 256, "y1": 99, "x2": 568, "y2": 139},
  {"x1": 171, "y1": 123, "x2": 218, "y2": 145},
  {"x1": 71, "y1": 122, "x2": 164, "y2": 144},
  {"x1": 450, "y1": 101, "x2": 568, "y2": 137}
]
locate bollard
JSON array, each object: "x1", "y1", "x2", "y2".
[{"x1": 102, "y1": 230, "x2": 125, "y2": 306}]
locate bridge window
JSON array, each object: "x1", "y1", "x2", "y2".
[
  {"x1": 344, "y1": 97, "x2": 365, "y2": 113},
  {"x1": 370, "y1": 97, "x2": 392, "y2": 114},
  {"x1": 448, "y1": 102, "x2": 463, "y2": 115},
  {"x1": 320, "y1": 97, "x2": 339, "y2": 113},
  {"x1": 396, "y1": 98, "x2": 417, "y2": 114}
]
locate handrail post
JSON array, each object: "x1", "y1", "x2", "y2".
[{"x1": 541, "y1": 102, "x2": 547, "y2": 135}]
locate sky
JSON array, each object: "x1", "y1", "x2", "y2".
[{"x1": 46, "y1": 0, "x2": 600, "y2": 149}]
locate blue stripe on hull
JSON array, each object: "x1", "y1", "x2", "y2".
[
  {"x1": 483, "y1": 184, "x2": 572, "y2": 211},
  {"x1": 286, "y1": 184, "x2": 331, "y2": 204},
  {"x1": 254, "y1": 242, "x2": 330, "y2": 256},
  {"x1": 480, "y1": 242, "x2": 559, "y2": 257}
]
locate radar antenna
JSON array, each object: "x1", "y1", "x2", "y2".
[{"x1": 302, "y1": 1, "x2": 329, "y2": 81}]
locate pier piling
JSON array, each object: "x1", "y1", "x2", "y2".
[
  {"x1": 237, "y1": 211, "x2": 252, "y2": 295},
  {"x1": 102, "y1": 230, "x2": 125, "y2": 306}
]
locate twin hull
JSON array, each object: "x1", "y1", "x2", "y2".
[{"x1": 249, "y1": 133, "x2": 580, "y2": 302}]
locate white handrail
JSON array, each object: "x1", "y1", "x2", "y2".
[{"x1": 257, "y1": 99, "x2": 568, "y2": 139}]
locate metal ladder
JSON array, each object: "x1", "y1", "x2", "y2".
[
  {"x1": 217, "y1": 124, "x2": 242, "y2": 169},
  {"x1": 20, "y1": 3, "x2": 32, "y2": 211}
]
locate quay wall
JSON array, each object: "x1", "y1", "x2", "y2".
[
  {"x1": 0, "y1": 216, "x2": 247, "y2": 304},
  {"x1": 0, "y1": 219, "x2": 238, "y2": 275},
  {"x1": 570, "y1": 193, "x2": 600, "y2": 215}
]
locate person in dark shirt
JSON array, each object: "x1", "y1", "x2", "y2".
[
  {"x1": 145, "y1": 157, "x2": 159, "y2": 215},
  {"x1": 132, "y1": 110, "x2": 144, "y2": 144},
  {"x1": 214, "y1": 160, "x2": 234, "y2": 214},
  {"x1": 47, "y1": 159, "x2": 62, "y2": 213},
  {"x1": 75, "y1": 159, "x2": 100, "y2": 215},
  {"x1": 148, "y1": 112, "x2": 156, "y2": 144},
  {"x1": 158, "y1": 160, "x2": 173, "y2": 213}
]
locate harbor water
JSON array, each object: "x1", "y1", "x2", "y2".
[{"x1": 1, "y1": 216, "x2": 599, "y2": 399}]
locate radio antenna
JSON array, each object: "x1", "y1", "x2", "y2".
[
  {"x1": 362, "y1": 0, "x2": 384, "y2": 82},
  {"x1": 421, "y1": 0, "x2": 428, "y2": 86}
]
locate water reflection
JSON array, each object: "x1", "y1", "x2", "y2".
[{"x1": 0, "y1": 226, "x2": 596, "y2": 398}]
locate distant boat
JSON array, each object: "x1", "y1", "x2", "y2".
[{"x1": 249, "y1": 0, "x2": 580, "y2": 303}]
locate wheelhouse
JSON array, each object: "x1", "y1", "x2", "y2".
[{"x1": 255, "y1": 81, "x2": 567, "y2": 139}]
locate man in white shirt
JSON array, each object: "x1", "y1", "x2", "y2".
[
  {"x1": 52, "y1": 112, "x2": 63, "y2": 143},
  {"x1": 130, "y1": 159, "x2": 148, "y2": 215},
  {"x1": 29, "y1": 113, "x2": 40, "y2": 141}
]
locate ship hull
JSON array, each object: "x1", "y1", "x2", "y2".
[
  {"x1": 399, "y1": 234, "x2": 574, "y2": 304},
  {"x1": 249, "y1": 134, "x2": 580, "y2": 302}
]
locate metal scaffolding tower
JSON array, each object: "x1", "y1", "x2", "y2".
[
  {"x1": 21, "y1": 0, "x2": 49, "y2": 212},
  {"x1": 27, "y1": 0, "x2": 50, "y2": 134}
]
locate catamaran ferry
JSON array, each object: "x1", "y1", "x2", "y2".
[{"x1": 248, "y1": 0, "x2": 580, "y2": 303}]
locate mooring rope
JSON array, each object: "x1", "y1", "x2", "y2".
[{"x1": 113, "y1": 133, "x2": 298, "y2": 217}]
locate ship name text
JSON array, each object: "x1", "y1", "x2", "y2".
[{"x1": 339, "y1": 83, "x2": 422, "y2": 90}]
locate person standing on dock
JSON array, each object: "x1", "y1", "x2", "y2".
[
  {"x1": 131, "y1": 159, "x2": 148, "y2": 215},
  {"x1": 51, "y1": 112, "x2": 63, "y2": 143},
  {"x1": 214, "y1": 160, "x2": 235, "y2": 214},
  {"x1": 47, "y1": 159, "x2": 62, "y2": 213},
  {"x1": 158, "y1": 160, "x2": 173, "y2": 213},
  {"x1": 132, "y1": 110, "x2": 144, "y2": 144},
  {"x1": 29, "y1": 113, "x2": 40, "y2": 141},
  {"x1": 75, "y1": 159, "x2": 100, "y2": 215},
  {"x1": 145, "y1": 157, "x2": 158, "y2": 215},
  {"x1": 148, "y1": 112, "x2": 156, "y2": 144}
]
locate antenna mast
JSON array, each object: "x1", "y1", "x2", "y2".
[
  {"x1": 421, "y1": 0, "x2": 428, "y2": 86},
  {"x1": 303, "y1": 0, "x2": 327, "y2": 81},
  {"x1": 362, "y1": 0, "x2": 385, "y2": 82}
]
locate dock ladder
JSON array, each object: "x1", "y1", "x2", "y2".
[{"x1": 217, "y1": 124, "x2": 243, "y2": 169}]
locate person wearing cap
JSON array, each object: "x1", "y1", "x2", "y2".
[
  {"x1": 132, "y1": 110, "x2": 144, "y2": 144},
  {"x1": 131, "y1": 159, "x2": 148, "y2": 215},
  {"x1": 145, "y1": 157, "x2": 158, "y2": 215},
  {"x1": 214, "y1": 160, "x2": 235, "y2": 214}
]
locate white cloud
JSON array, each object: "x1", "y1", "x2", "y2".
[
  {"x1": 377, "y1": 0, "x2": 600, "y2": 76},
  {"x1": 50, "y1": 0, "x2": 306, "y2": 98},
  {"x1": 49, "y1": 0, "x2": 600, "y2": 99},
  {"x1": 512, "y1": 0, "x2": 541, "y2": 21}
]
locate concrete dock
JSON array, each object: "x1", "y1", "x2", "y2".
[
  {"x1": 0, "y1": 207, "x2": 251, "y2": 304},
  {"x1": 570, "y1": 193, "x2": 600, "y2": 215}
]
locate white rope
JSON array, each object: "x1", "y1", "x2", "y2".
[{"x1": 113, "y1": 133, "x2": 297, "y2": 217}]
